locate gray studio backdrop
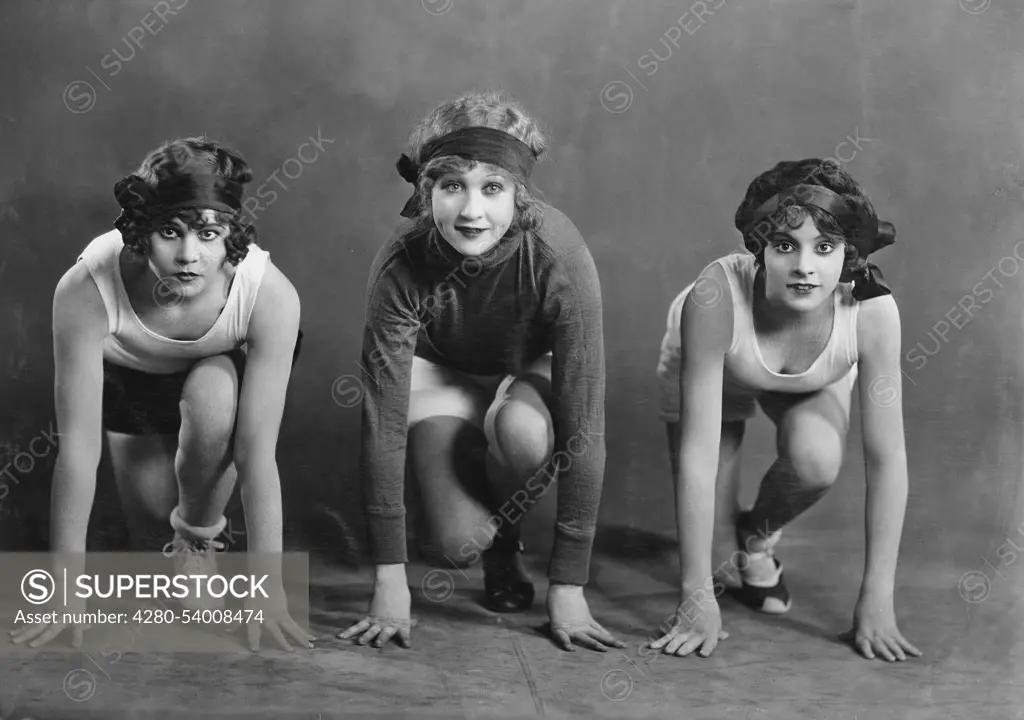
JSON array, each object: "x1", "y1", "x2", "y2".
[{"x1": 1, "y1": 0, "x2": 1022, "y2": 652}]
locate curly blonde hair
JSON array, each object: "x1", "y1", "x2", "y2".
[{"x1": 403, "y1": 91, "x2": 548, "y2": 234}]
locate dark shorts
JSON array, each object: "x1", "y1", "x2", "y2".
[
  {"x1": 102, "y1": 350, "x2": 247, "y2": 436},
  {"x1": 102, "y1": 330, "x2": 303, "y2": 436}
]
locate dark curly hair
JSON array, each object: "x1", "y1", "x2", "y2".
[
  {"x1": 402, "y1": 91, "x2": 548, "y2": 237},
  {"x1": 115, "y1": 136, "x2": 256, "y2": 265},
  {"x1": 734, "y1": 158, "x2": 880, "y2": 276}
]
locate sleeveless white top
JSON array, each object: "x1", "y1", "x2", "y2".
[
  {"x1": 76, "y1": 230, "x2": 269, "y2": 374},
  {"x1": 659, "y1": 252, "x2": 859, "y2": 397}
]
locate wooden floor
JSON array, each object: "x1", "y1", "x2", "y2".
[
  {"x1": 2, "y1": 408, "x2": 1021, "y2": 718},
  {"x1": 2, "y1": 527, "x2": 1022, "y2": 720}
]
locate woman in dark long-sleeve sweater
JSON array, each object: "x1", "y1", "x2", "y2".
[{"x1": 338, "y1": 91, "x2": 622, "y2": 653}]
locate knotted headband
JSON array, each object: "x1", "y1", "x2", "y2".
[
  {"x1": 741, "y1": 183, "x2": 896, "y2": 301},
  {"x1": 114, "y1": 174, "x2": 244, "y2": 216},
  {"x1": 395, "y1": 126, "x2": 538, "y2": 218},
  {"x1": 113, "y1": 173, "x2": 245, "y2": 236}
]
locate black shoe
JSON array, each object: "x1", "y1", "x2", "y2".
[{"x1": 482, "y1": 542, "x2": 535, "y2": 613}]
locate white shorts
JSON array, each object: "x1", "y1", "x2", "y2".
[
  {"x1": 408, "y1": 354, "x2": 553, "y2": 465},
  {"x1": 655, "y1": 289, "x2": 858, "y2": 424}
]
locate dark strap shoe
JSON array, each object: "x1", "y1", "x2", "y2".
[
  {"x1": 482, "y1": 541, "x2": 535, "y2": 613},
  {"x1": 733, "y1": 511, "x2": 792, "y2": 615}
]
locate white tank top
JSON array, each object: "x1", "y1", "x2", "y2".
[
  {"x1": 76, "y1": 230, "x2": 270, "y2": 374},
  {"x1": 662, "y1": 252, "x2": 859, "y2": 396}
]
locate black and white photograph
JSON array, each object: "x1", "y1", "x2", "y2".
[{"x1": 0, "y1": 1, "x2": 1022, "y2": 718}]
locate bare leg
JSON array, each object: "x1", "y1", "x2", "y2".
[
  {"x1": 167, "y1": 354, "x2": 243, "y2": 611},
  {"x1": 407, "y1": 357, "x2": 555, "y2": 612},
  {"x1": 408, "y1": 395, "x2": 553, "y2": 568},
  {"x1": 406, "y1": 364, "x2": 499, "y2": 567},
  {"x1": 107, "y1": 354, "x2": 241, "y2": 557},
  {"x1": 747, "y1": 384, "x2": 852, "y2": 552},
  {"x1": 487, "y1": 369, "x2": 555, "y2": 550},
  {"x1": 172, "y1": 354, "x2": 241, "y2": 534},
  {"x1": 734, "y1": 382, "x2": 852, "y2": 613},
  {"x1": 408, "y1": 416, "x2": 496, "y2": 568},
  {"x1": 107, "y1": 433, "x2": 179, "y2": 552},
  {"x1": 477, "y1": 369, "x2": 556, "y2": 611}
]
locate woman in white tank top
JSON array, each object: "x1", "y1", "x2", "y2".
[
  {"x1": 651, "y1": 159, "x2": 921, "y2": 664},
  {"x1": 10, "y1": 137, "x2": 311, "y2": 653}
]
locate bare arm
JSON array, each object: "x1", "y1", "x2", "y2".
[
  {"x1": 675, "y1": 263, "x2": 733, "y2": 594},
  {"x1": 855, "y1": 294, "x2": 909, "y2": 601},
  {"x1": 233, "y1": 261, "x2": 301, "y2": 555},
  {"x1": 50, "y1": 263, "x2": 109, "y2": 554},
  {"x1": 8, "y1": 263, "x2": 108, "y2": 647}
]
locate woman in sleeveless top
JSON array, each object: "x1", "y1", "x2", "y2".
[
  {"x1": 10, "y1": 137, "x2": 311, "y2": 652},
  {"x1": 338, "y1": 92, "x2": 621, "y2": 653},
  {"x1": 651, "y1": 159, "x2": 921, "y2": 663}
]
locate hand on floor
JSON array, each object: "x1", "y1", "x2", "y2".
[
  {"x1": 338, "y1": 583, "x2": 413, "y2": 649},
  {"x1": 9, "y1": 595, "x2": 91, "y2": 649},
  {"x1": 244, "y1": 585, "x2": 315, "y2": 653},
  {"x1": 547, "y1": 584, "x2": 625, "y2": 652},
  {"x1": 841, "y1": 595, "x2": 921, "y2": 662},
  {"x1": 648, "y1": 592, "x2": 728, "y2": 658},
  {"x1": 9, "y1": 618, "x2": 92, "y2": 650}
]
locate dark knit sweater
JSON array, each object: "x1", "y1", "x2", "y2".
[{"x1": 359, "y1": 204, "x2": 606, "y2": 585}]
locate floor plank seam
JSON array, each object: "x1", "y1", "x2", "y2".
[{"x1": 507, "y1": 628, "x2": 545, "y2": 716}]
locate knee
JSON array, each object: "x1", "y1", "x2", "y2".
[
  {"x1": 780, "y1": 417, "x2": 844, "y2": 491},
  {"x1": 492, "y1": 399, "x2": 554, "y2": 473},
  {"x1": 427, "y1": 521, "x2": 496, "y2": 569},
  {"x1": 180, "y1": 355, "x2": 240, "y2": 441}
]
